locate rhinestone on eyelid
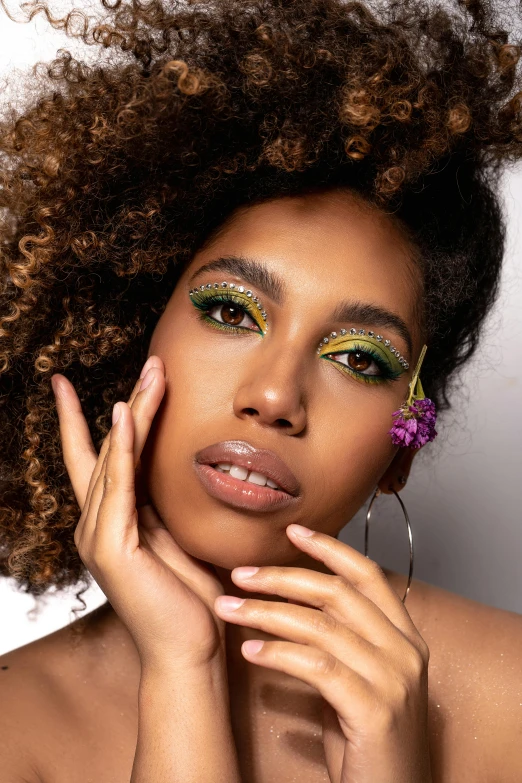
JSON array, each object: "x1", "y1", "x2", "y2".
[
  {"x1": 368, "y1": 331, "x2": 374, "y2": 337},
  {"x1": 340, "y1": 328, "x2": 347, "y2": 336},
  {"x1": 358, "y1": 329, "x2": 365, "y2": 335},
  {"x1": 350, "y1": 328, "x2": 356, "y2": 335},
  {"x1": 384, "y1": 339, "x2": 390, "y2": 347},
  {"x1": 377, "y1": 335, "x2": 382, "y2": 341},
  {"x1": 189, "y1": 281, "x2": 267, "y2": 328},
  {"x1": 331, "y1": 332, "x2": 337, "y2": 338}
]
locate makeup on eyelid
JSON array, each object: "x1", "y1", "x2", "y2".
[
  {"x1": 189, "y1": 282, "x2": 268, "y2": 334},
  {"x1": 188, "y1": 281, "x2": 408, "y2": 383}
]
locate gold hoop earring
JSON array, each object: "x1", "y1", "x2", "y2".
[{"x1": 365, "y1": 488, "x2": 414, "y2": 604}]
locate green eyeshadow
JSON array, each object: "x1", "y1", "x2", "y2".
[{"x1": 189, "y1": 282, "x2": 267, "y2": 334}]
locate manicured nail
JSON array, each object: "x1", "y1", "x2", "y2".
[
  {"x1": 216, "y1": 595, "x2": 245, "y2": 612},
  {"x1": 243, "y1": 640, "x2": 264, "y2": 655},
  {"x1": 112, "y1": 402, "x2": 122, "y2": 425},
  {"x1": 140, "y1": 356, "x2": 154, "y2": 379},
  {"x1": 140, "y1": 369, "x2": 154, "y2": 390},
  {"x1": 289, "y1": 524, "x2": 314, "y2": 537},
  {"x1": 234, "y1": 567, "x2": 259, "y2": 579}
]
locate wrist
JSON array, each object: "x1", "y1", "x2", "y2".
[{"x1": 139, "y1": 651, "x2": 229, "y2": 691}]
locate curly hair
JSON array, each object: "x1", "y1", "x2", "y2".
[{"x1": 0, "y1": 0, "x2": 521, "y2": 604}]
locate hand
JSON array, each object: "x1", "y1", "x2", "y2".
[
  {"x1": 51, "y1": 356, "x2": 227, "y2": 671},
  {"x1": 214, "y1": 524, "x2": 432, "y2": 783}
]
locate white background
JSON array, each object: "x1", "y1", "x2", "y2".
[{"x1": 1, "y1": 2, "x2": 521, "y2": 656}]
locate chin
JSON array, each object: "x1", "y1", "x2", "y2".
[{"x1": 160, "y1": 509, "x2": 298, "y2": 569}]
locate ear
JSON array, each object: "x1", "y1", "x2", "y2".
[{"x1": 378, "y1": 446, "x2": 419, "y2": 495}]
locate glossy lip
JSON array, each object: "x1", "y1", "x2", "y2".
[
  {"x1": 194, "y1": 463, "x2": 300, "y2": 512},
  {"x1": 194, "y1": 440, "x2": 301, "y2": 496}
]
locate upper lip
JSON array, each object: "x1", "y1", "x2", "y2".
[{"x1": 195, "y1": 440, "x2": 301, "y2": 497}]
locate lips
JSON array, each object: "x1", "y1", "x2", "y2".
[{"x1": 194, "y1": 440, "x2": 301, "y2": 497}]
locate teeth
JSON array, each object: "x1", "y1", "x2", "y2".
[
  {"x1": 213, "y1": 462, "x2": 282, "y2": 491},
  {"x1": 248, "y1": 471, "x2": 268, "y2": 486},
  {"x1": 229, "y1": 465, "x2": 249, "y2": 481}
]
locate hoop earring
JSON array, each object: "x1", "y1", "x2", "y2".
[{"x1": 365, "y1": 488, "x2": 414, "y2": 604}]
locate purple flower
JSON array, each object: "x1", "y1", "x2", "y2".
[{"x1": 388, "y1": 397, "x2": 438, "y2": 448}]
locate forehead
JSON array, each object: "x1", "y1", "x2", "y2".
[{"x1": 191, "y1": 189, "x2": 423, "y2": 338}]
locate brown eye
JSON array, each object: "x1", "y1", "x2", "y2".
[
  {"x1": 347, "y1": 351, "x2": 371, "y2": 371},
  {"x1": 206, "y1": 300, "x2": 260, "y2": 331},
  {"x1": 221, "y1": 304, "x2": 243, "y2": 325}
]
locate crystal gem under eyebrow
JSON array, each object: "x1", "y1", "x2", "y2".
[
  {"x1": 188, "y1": 254, "x2": 412, "y2": 355},
  {"x1": 330, "y1": 301, "x2": 413, "y2": 357},
  {"x1": 188, "y1": 255, "x2": 285, "y2": 305}
]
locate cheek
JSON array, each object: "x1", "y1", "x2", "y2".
[{"x1": 309, "y1": 389, "x2": 399, "y2": 523}]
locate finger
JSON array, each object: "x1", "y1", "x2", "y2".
[
  {"x1": 68, "y1": 361, "x2": 155, "y2": 515},
  {"x1": 52, "y1": 372, "x2": 144, "y2": 511},
  {"x1": 231, "y1": 565, "x2": 403, "y2": 649},
  {"x1": 215, "y1": 595, "x2": 377, "y2": 678},
  {"x1": 75, "y1": 448, "x2": 109, "y2": 550},
  {"x1": 125, "y1": 363, "x2": 166, "y2": 467},
  {"x1": 52, "y1": 374, "x2": 99, "y2": 510},
  {"x1": 285, "y1": 524, "x2": 421, "y2": 647},
  {"x1": 240, "y1": 638, "x2": 375, "y2": 730},
  {"x1": 94, "y1": 401, "x2": 139, "y2": 557},
  {"x1": 75, "y1": 359, "x2": 164, "y2": 542}
]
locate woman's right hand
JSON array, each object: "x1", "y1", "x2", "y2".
[{"x1": 51, "y1": 356, "x2": 227, "y2": 672}]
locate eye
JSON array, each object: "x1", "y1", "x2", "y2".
[
  {"x1": 327, "y1": 349, "x2": 382, "y2": 376},
  {"x1": 206, "y1": 301, "x2": 259, "y2": 331}
]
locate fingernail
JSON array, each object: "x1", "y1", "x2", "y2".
[
  {"x1": 140, "y1": 357, "x2": 154, "y2": 379},
  {"x1": 216, "y1": 595, "x2": 245, "y2": 612},
  {"x1": 289, "y1": 524, "x2": 314, "y2": 537},
  {"x1": 243, "y1": 640, "x2": 264, "y2": 655},
  {"x1": 140, "y1": 369, "x2": 154, "y2": 390},
  {"x1": 234, "y1": 566, "x2": 259, "y2": 579},
  {"x1": 112, "y1": 403, "x2": 121, "y2": 424}
]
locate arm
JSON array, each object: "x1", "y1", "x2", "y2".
[{"x1": 131, "y1": 659, "x2": 242, "y2": 783}]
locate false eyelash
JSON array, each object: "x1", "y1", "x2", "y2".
[
  {"x1": 323, "y1": 342, "x2": 403, "y2": 385},
  {"x1": 191, "y1": 292, "x2": 264, "y2": 334}
]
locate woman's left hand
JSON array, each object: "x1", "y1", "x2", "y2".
[{"x1": 214, "y1": 523, "x2": 432, "y2": 783}]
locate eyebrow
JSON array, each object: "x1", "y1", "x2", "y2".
[{"x1": 188, "y1": 254, "x2": 413, "y2": 356}]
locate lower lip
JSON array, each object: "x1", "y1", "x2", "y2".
[{"x1": 194, "y1": 463, "x2": 299, "y2": 513}]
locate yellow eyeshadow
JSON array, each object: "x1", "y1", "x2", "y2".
[
  {"x1": 189, "y1": 286, "x2": 268, "y2": 334},
  {"x1": 319, "y1": 334, "x2": 405, "y2": 377}
]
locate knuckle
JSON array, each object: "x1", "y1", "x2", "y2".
[
  {"x1": 418, "y1": 638, "x2": 430, "y2": 665},
  {"x1": 329, "y1": 574, "x2": 350, "y2": 598},
  {"x1": 308, "y1": 609, "x2": 335, "y2": 636},
  {"x1": 365, "y1": 559, "x2": 387, "y2": 585},
  {"x1": 311, "y1": 651, "x2": 341, "y2": 678},
  {"x1": 407, "y1": 645, "x2": 428, "y2": 676}
]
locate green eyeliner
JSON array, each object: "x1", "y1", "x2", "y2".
[
  {"x1": 189, "y1": 281, "x2": 268, "y2": 335},
  {"x1": 318, "y1": 331, "x2": 407, "y2": 384}
]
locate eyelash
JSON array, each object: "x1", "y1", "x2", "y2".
[
  {"x1": 191, "y1": 292, "x2": 264, "y2": 334},
  {"x1": 191, "y1": 292, "x2": 401, "y2": 385},
  {"x1": 322, "y1": 343, "x2": 402, "y2": 385}
]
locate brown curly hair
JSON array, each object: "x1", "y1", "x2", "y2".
[{"x1": 0, "y1": 0, "x2": 521, "y2": 607}]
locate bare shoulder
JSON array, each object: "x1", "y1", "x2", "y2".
[
  {"x1": 0, "y1": 609, "x2": 107, "y2": 783},
  {"x1": 387, "y1": 569, "x2": 522, "y2": 782},
  {"x1": 0, "y1": 628, "x2": 72, "y2": 783}
]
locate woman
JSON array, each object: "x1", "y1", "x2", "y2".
[{"x1": 0, "y1": 0, "x2": 521, "y2": 780}]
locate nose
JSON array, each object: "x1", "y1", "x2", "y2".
[{"x1": 232, "y1": 342, "x2": 307, "y2": 435}]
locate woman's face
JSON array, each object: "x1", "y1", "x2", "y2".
[{"x1": 142, "y1": 189, "x2": 423, "y2": 570}]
